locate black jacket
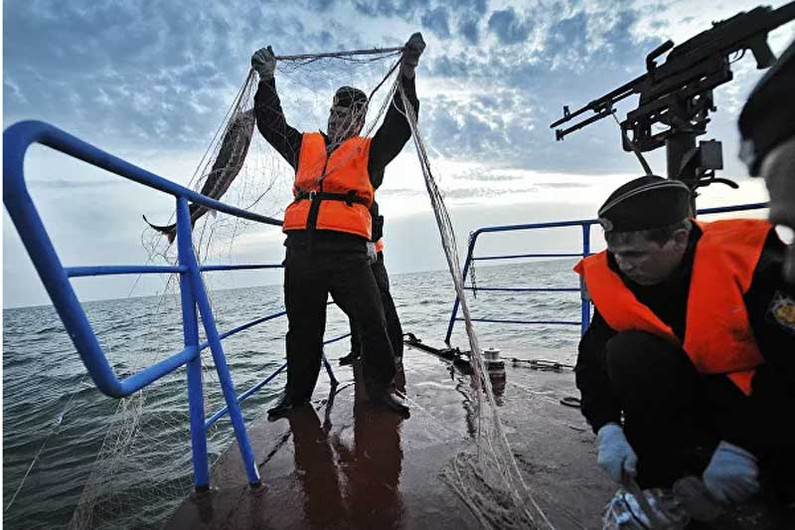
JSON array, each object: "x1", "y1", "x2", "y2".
[{"x1": 254, "y1": 75, "x2": 418, "y2": 252}]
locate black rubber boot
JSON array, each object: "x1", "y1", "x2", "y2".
[
  {"x1": 372, "y1": 391, "x2": 410, "y2": 417},
  {"x1": 267, "y1": 393, "x2": 308, "y2": 419},
  {"x1": 338, "y1": 351, "x2": 360, "y2": 366}
]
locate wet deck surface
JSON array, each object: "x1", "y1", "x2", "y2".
[{"x1": 167, "y1": 345, "x2": 615, "y2": 529}]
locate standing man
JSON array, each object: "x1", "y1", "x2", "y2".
[
  {"x1": 739, "y1": 38, "x2": 795, "y2": 284},
  {"x1": 574, "y1": 176, "x2": 795, "y2": 518},
  {"x1": 340, "y1": 200, "x2": 404, "y2": 368},
  {"x1": 251, "y1": 33, "x2": 424, "y2": 418}
]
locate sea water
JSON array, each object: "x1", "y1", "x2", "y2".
[{"x1": 3, "y1": 259, "x2": 582, "y2": 529}]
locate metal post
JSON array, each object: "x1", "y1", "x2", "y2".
[
  {"x1": 665, "y1": 130, "x2": 698, "y2": 214},
  {"x1": 321, "y1": 353, "x2": 338, "y2": 387},
  {"x1": 445, "y1": 231, "x2": 479, "y2": 345},
  {"x1": 177, "y1": 198, "x2": 262, "y2": 487},
  {"x1": 177, "y1": 198, "x2": 210, "y2": 491},
  {"x1": 580, "y1": 223, "x2": 592, "y2": 336}
]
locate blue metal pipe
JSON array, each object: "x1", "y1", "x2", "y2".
[
  {"x1": 322, "y1": 333, "x2": 351, "y2": 345},
  {"x1": 444, "y1": 232, "x2": 478, "y2": 345},
  {"x1": 199, "y1": 263, "x2": 284, "y2": 272},
  {"x1": 199, "y1": 303, "x2": 342, "y2": 352},
  {"x1": 456, "y1": 318, "x2": 581, "y2": 326},
  {"x1": 65, "y1": 265, "x2": 185, "y2": 277},
  {"x1": 463, "y1": 287, "x2": 579, "y2": 292},
  {"x1": 177, "y1": 198, "x2": 261, "y2": 486},
  {"x1": 198, "y1": 311, "x2": 287, "y2": 352},
  {"x1": 4, "y1": 121, "x2": 282, "y2": 226},
  {"x1": 205, "y1": 362, "x2": 288, "y2": 429},
  {"x1": 118, "y1": 347, "x2": 200, "y2": 391},
  {"x1": 474, "y1": 252, "x2": 584, "y2": 261},
  {"x1": 204, "y1": 334, "x2": 348, "y2": 428},
  {"x1": 581, "y1": 223, "x2": 592, "y2": 336},
  {"x1": 177, "y1": 201, "x2": 210, "y2": 490}
]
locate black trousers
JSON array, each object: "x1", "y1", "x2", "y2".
[
  {"x1": 349, "y1": 252, "x2": 404, "y2": 360},
  {"x1": 606, "y1": 330, "x2": 795, "y2": 500},
  {"x1": 284, "y1": 246, "x2": 395, "y2": 401},
  {"x1": 606, "y1": 331, "x2": 723, "y2": 488}
]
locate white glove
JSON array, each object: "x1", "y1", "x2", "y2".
[
  {"x1": 251, "y1": 46, "x2": 276, "y2": 81},
  {"x1": 596, "y1": 423, "x2": 638, "y2": 483},
  {"x1": 366, "y1": 242, "x2": 377, "y2": 264},
  {"x1": 401, "y1": 32, "x2": 425, "y2": 79},
  {"x1": 702, "y1": 441, "x2": 760, "y2": 505}
]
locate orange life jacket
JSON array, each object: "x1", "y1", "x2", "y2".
[
  {"x1": 283, "y1": 132, "x2": 374, "y2": 239},
  {"x1": 574, "y1": 219, "x2": 772, "y2": 396}
]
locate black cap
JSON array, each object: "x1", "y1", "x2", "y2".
[
  {"x1": 739, "y1": 39, "x2": 795, "y2": 176},
  {"x1": 333, "y1": 86, "x2": 367, "y2": 111},
  {"x1": 598, "y1": 176, "x2": 692, "y2": 233}
]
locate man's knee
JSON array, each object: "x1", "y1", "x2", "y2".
[
  {"x1": 605, "y1": 330, "x2": 697, "y2": 412},
  {"x1": 606, "y1": 331, "x2": 684, "y2": 380}
]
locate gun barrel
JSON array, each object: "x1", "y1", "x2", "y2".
[
  {"x1": 549, "y1": 72, "x2": 646, "y2": 130},
  {"x1": 555, "y1": 109, "x2": 614, "y2": 140}
]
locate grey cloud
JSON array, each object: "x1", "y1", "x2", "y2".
[
  {"x1": 3, "y1": 1, "x2": 322, "y2": 151},
  {"x1": 300, "y1": 0, "x2": 336, "y2": 11},
  {"x1": 458, "y1": 16, "x2": 480, "y2": 45},
  {"x1": 487, "y1": 8, "x2": 533, "y2": 45},
  {"x1": 441, "y1": 186, "x2": 528, "y2": 199},
  {"x1": 459, "y1": 173, "x2": 524, "y2": 182},
  {"x1": 377, "y1": 187, "x2": 423, "y2": 197},
  {"x1": 452, "y1": 0, "x2": 487, "y2": 15},
  {"x1": 421, "y1": 7, "x2": 451, "y2": 38},
  {"x1": 535, "y1": 182, "x2": 588, "y2": 189},
  {"x1": 353, "y1": 0, "x2": 430, "y2": 18}
]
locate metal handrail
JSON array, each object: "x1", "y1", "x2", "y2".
[
  {"x1": 444, "y1": 202, "x2": 769, "y2": 345},
  {"x1": 2, "y1": 120, "x2": 340, "y2": 492}
]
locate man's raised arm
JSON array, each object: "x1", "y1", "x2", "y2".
[
  {"x1": 368, "y1": 33, "x2": 425, "y2": 186},
  {"x1": 252, "y1": 46, "x2": 303, "y2": 170}
]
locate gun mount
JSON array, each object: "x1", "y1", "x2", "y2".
[{"x1": 550, "y1": 2, "x2": 795, "y2": 203}]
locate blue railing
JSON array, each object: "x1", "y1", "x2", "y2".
[
  {"x1": 444, "y1": 202, "x2": 769, "y2": 346},
  {"x1": 3, "y1": 120, "x2": 343, "y2": 491}
]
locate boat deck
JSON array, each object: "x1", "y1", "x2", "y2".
[{"x1": 167, "y1": 345, "x2": 614, "y2": 529}]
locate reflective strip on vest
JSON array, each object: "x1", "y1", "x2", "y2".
[
  {"x1": 574, "y1": 219, "x2": 772, "y2": 396},
  {"x1": 283, "y1": 132, "x2": 374, "y2": 239}
]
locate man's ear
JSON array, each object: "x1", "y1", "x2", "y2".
[{"x1": 671, "y1": 227, "x2": 690, "y2": 250}]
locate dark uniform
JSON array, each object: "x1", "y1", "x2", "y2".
[
  {"x1": 254, "y1": 75, "x2": 418, "y2": 405},
  {"x1": 346, "y1": 201, "x2": 404, "y2": 365},
  {"x1": 576, "y1": 219, "x2": 795, "y2": 502}
]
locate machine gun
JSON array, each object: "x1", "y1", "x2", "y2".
[{"x1": 550, "y1": 2, "x2": 795, "y2": 201}]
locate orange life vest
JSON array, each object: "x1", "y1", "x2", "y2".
[
  {"x1": 574, "y1": 219, "x2": 772, "y2": 396},
  {"x1": 283, "y1": 132, "x2": 374, "y2": 239}
]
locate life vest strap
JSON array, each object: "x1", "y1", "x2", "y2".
[
  {"x1": 294, "y1": 190, "x2": 369, "y2": 207},
  {"x1": 297, "y1": 189, "x2": 369, "y2": 252}
]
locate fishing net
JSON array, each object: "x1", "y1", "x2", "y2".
[
  {"x1": 52, "y1": 47, "x2": 406, "y2": 530},
  {"x1": 8, "y1": 42, "x2": 554, "y2": 530},
  {"x1": 395, "y1": 83, "x2": 554, "y2": 529}
]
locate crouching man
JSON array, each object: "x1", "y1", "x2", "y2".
[{"x1": 574, "y1": 176, "x2": 795, "y2": 520}]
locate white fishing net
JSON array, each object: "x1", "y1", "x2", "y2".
[
  {"x1": 59, "y1": 48, "x2": 405, "y2": 530},
  {"x1": 9, "y1": 44, "x2": 557, "y2": 530}
]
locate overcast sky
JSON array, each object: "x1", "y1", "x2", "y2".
[{"x1": 4, "y1": 0, "x2": 794, "y2": 308}]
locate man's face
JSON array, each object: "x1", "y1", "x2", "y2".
[
  {"x1": 327, "y1": 104, "x2": 364, "y2": 145},
  {"x1": 760, "y1": 135, "x2": 795, "y2": 232},
  {"x1": 760, "y1": 135, "x2": 795, "y2": 283},
  {"x1": 607, "y1": 229, "x2": 689, "y2": 286}
]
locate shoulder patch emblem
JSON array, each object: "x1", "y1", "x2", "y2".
[{"x1": 768, "y1": 291, "x2": 795, "y2": 334}]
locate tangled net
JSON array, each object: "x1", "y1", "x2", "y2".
[{"x1": 7, "y1": 44, "x2": 559, "y2": 530}]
